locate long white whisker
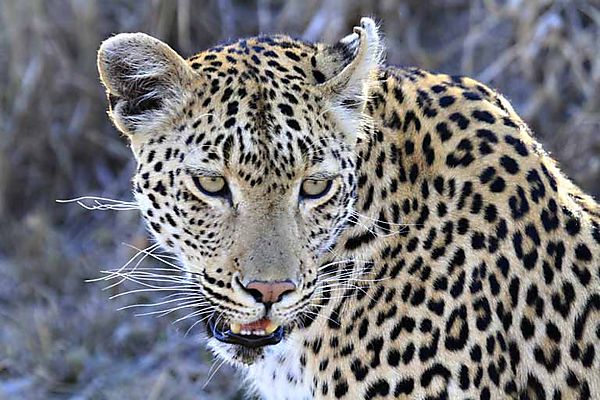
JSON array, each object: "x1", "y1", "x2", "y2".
[
  {"x1": 101, "y1": 243, "x2": 161, "y2": 290},
  {"x1": 136, "y1": 301, "x2": 212, "y2": 317},
  {"x1": 86, "y1": 242, "x2": 160, "y2": 283},
  {"x1": 315, "y1": 283, "x2": 375, "y2": 302},
  {"x1": 117, "y1": 295, "x2": 206, "y2": 311},
  {"x1": 202, "y1": 357, "x2": 228, "y2": 390},
  {"x1": 185, "y1": 312, "x2": 215, "y2": 337},
  {"x1": 104, "y1": 270, "x2": 195, "y2": 285},
  {"x1": 56, "y1": 196, "x2": 139, "y2": 211},
  {"x1": 300, "y1": 309, "x2": 338, "y2": 326},
  {"x1": 122, "y1": 243, "x2": 184, "y2": 271},
  {"x1": 349, "y1": 210, "x2": 418, "y2": 227},
  {"x1": 109, "y1": 287, "x2": 199, "y2": 299},
  {"x1": 320, "y1": 275, "x2": 390, "y2": 284},
  {"x1": 101, "y1": 270, "x2": 192, "y2": 291},
  {"x1": 174, "y1": 307, "x2": 216, "y2": 323},
  {"x1": 317, "y1": 258, "x2": 371, "y2": 271}
]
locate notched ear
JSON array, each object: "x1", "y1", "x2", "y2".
[
  {"x1": 314, "y1": 17, "x2": 384, "y2": 143},
  {"x1": 97, "y1": 33, "x2": 192, "y2": 135}
]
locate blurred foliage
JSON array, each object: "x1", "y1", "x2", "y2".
[{"x1": 0, "y1": 0, "x2": 598, "y2": 399}]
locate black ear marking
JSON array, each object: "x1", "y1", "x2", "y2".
[
  {"x1": 97, "y1": 32, "x2": 192, "y2": 134},
  {"x1": 123, "y1": 93, "x2": 163, "y2": 116},
  {"x1": 120, "y1": 74, "x2": 165, "y2": 116},
  {"x1": 106, "y1": 63, "x2": 165, "y2": 116}
]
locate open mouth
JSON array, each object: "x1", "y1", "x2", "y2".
[{"x1": 208, "y1": 316, "x2": 285, "y2": 348}]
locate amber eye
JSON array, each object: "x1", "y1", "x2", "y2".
[
  {"x1": 300, "y1": 179, "x2": 332, "y2": 199},
  {"x1": 193, "y1": 176, "x2": 228, "y2": 197}
]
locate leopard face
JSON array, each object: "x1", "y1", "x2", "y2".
[{"x1": 98, "y1": 20, "x2": 381, "y2": 363}]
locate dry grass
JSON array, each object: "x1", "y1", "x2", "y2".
[{"x1": 0, "y1": 0, "x2": 598, "y2": 399}]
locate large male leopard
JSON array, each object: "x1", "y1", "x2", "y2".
[{"x1": 97, "y1": 18, "x2": 599, "y2": 399}]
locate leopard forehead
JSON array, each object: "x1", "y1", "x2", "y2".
[{"x1": 175, "y1": 39, "x2": 350, "y2": 185}]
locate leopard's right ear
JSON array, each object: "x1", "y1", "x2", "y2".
[{"x1": 97, "y1": 33, "x2": 193, "y2": 135}]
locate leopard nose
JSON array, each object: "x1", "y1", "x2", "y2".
[{"x1": 243, "y1": 280, "x2": 297, "y2": 304}]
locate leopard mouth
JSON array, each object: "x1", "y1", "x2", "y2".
[{"x1": 208, "y1": 316, "x2": 285, "y2": 348}]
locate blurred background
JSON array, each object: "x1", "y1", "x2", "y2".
[{"x1": 0, "y1": 0, "x2": 598, "y2": 398}]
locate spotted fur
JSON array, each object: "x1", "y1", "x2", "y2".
[{"x1": 98, "y1": 18, "x2": 599, "y2": 399}]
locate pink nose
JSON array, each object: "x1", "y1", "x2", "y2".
[{"x1": 244, "y1": 280, "x2": 297, "y2": 304}]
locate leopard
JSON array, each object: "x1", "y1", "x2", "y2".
[{"x1": 96, "y1": 17, "x2": 599, "y2": 399}]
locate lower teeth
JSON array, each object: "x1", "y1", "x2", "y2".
[
  {"x1": 229, "y1": 323, "x2": 279, "y2": 336},
  {"x1": 239, "y1": 329, "x2": 265, "y2": 336}
]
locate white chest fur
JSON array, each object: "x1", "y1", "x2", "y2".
[{"x1": 243, "y1": 335, "x2": 314, "y2": 400}]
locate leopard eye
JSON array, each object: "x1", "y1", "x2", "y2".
[
  {"x1": 193, "y1": 176, "x2": 228, "y2": 196},
  {"x1": 300, "y1": 179, "x2": 332, "y2": 199}
]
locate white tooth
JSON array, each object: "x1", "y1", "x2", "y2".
[
  {"x1": 265, "y1": 322, "x2": 279, "y2": 335},
  {"x1": 230, "y1": 323, "x2": 241, "y2": 334}
]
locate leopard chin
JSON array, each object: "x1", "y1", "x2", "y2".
[{"x1": 207, "y1": 336, "x2": 267, "y2": 366}]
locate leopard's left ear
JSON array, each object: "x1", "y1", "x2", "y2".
[{"x1": 314, "y1": 17, "x2": 383, "y2": 143}]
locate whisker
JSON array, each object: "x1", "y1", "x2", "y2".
[
  {"x1": 315, "y1": 283, "x2": 376, "y2": 302},
  {"x1": 56, "y1": 196, "x2": 139, "y2": 211},
  {"x1": 105, "y1": 270, "x2": 195, "y2": 283},
  {"x1": 109, "y1": 287, "x2": 199, "y2": 299},
  {"x1": 174, "y1": 307, "x2": 216, "y2": 323},
  {"x1": 320, "y1": 275, "x2": 390, "y2": 284},
  {"x1": 202, "y1": 357, "x2": 228, "y2": 390},
  {"x1": 117, "y1": 295, "x2": 206, "y2": 311},
  {"x1": 317, "y1": 258, "x2": 371, "y2": 271},
  {"x1": 105, "y1": 274, "x2": 192, "y2": 286},
  {"x1": 100, "y1": 244, "x2": 162, "y2": 290},
  {"x1": 349, "y1": 209, "x2": 419, "y2": 227},
  {"x1": 122, "y1": 243, "x2": 185, "y2": 271},
  {"x1": 347, "y1": 215, "x2": 406, "y2": 237},
  {"x1": 185, "y1": 312, "x2": 215, "y2": 337},
  {"x1": 86, "y1": 242, "x2": 160, "y2": 283},
  {"x1": 137, "y1": 301, "x2": 212, "y2": 318},
  {"x1": 100, "y1": 270, "x2": 192, "y2": 291},
  {"x1": 299, "y1": 309, "x2": 338, "y2": 326}
]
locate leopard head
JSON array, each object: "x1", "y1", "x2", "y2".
[{"x1": 97, "y1": 18, "x2": 382, "y2": 364}]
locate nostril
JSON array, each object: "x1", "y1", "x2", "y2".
[
  {"x1": 245, "y1": 287, "x2": 264, "y2": 303},
  {"x1": 244, "y1": 280, "x2": 297, "y2": 304}
]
